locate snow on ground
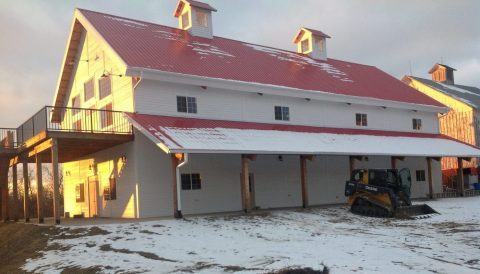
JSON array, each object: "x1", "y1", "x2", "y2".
[{"x1": 23, "y1": 197, "x2": 480, "y2": 274}]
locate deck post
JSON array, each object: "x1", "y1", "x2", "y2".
[
  {"x1": 22, "y1": 160, "x2": 30, "y2": 223},
  {"x1": 427, "y1": 157, "x2": 434, "y2": 199},
  {"x1": 1, "y1": 159, "x2": 9, "y2": 222},
  {"x1": 391, "y1": 156, "x2": 404, "y2": 170},
  {"x1": 171, "y1": 154, "x2": 182, "y2": 219},
  {"x1": 457, "y1": 158, "x2": 465, "y2": 196},
  {"x1": 51, "y1": 138, "x2": 61, "y2": 224},
  {"x1": 35, "y1": 154, "x2": 44, "y2": 223},
  {"x1": 12, "y1": 164, "x2": 19, "y2": 221}
]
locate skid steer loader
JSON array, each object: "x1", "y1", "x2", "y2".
[{"x1": 344, "y1": 168, "x2": 438, "y2": 218}]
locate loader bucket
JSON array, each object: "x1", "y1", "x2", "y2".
[{"x1": 395, "y1": 204, "x2": 438, "y2": 219}]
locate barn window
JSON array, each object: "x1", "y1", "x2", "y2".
[
  {"x1": 413, "y1": 118, "x2": 422, "y2": 130},
  {"x1": 84, "y1": 78, "x2": 95, "y2": 101},
  {"x1": 301, "y1": 39, "x2": 310, "y2": 53},
  {"x1": 356, "y1": 113, "x2": 368, "y2": 126},
  {"x1": 316, "y1": 37, "x2": 325, "y2": 52},
  {"x1": 99, "y1": 76, "x2": 112, "y2": 100},
  {"x1": 275, "y1": 106, "x2": 290, "y2": 121},
  {"x1": 416, "y1": 170, "x2": 426, "y2": 182},
  {"x1": 177, "y1": 96, "x2": 197, "y2": 113},
  {"x1": 100, "y1": 103, "x2": 113, "y2": 128},
  {"x1": 181, "y1": 173, "x2": 202, "y2": 190},
  {"x1": 196, "y1": 10, "x2": 208, "y2": 27},
  {"x1": 75, "y1": 183, "x2": 85, "y2": 203},
  {"x1": 104, "y1": 178, "x2": 117, "y2": 200},
  {"x1": 181, "y1": 13, "x2": 190, "y2": 29}
]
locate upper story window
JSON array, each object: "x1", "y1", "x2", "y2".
[
  {"x1": 316, "y1": 37, "x2": 325, "y2": 52},
  {"x1": 177, "y1": 96, "x2": 197, "y2": 114},
  {"x1": 84, "y1": 78, "x2": 95, "y2": 102},
  {"x1": 196, "y1": 10, "x2": 208, "y2": 27},
  {"x1": 181, "y1": 13, "x2": 190, "y2": 29},
  {"x1": 100, "y1": 103, "x2": 113, "y2": 128},
  {"x1": 181, "y1": 173, "x2": 202, "y2": 190},
  {"x1": 99, "y1": 76, "x2": 112, "y2": 100},
  {"x1": 356, "y1": 113, "x2": 368, "y2": 126},
  {"x1": 301, "y1": 39, "x2": 310, "y2": 53},
  {"x1": 275, "y1": 106, "x2": 290, "y2": 121},
  {"x1": 412, "y1": 118, "x2": 422, "y2": 130}
]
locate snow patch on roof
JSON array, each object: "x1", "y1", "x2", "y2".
[
  {"x1": 188, "y1": 44, "x2": 235, "y2": 58},
  {"x1": 244, "y1": 44, "x2": 353, "y2": 82},
  {"x1": 438, "y1": 82, "x2": 480, "y2": 97},
  {"x1": 154, "y1": 126, "x2": 480, "y2": 157},
  {"x1": 103, "y1": 15, "x2": 148, "y2": 28}
]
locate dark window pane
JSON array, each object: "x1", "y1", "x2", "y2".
[
  {"x1": 362, "y1": 114, "x2": 367, "y2": 126},
  {"x1": 181, "y1": 174, "x2": 191, "y2": 190},
  {"x1": 191, "y1": 173, "x2": 202, "y2": 190},
  {"x1": 274, "y1": 106, "x2": 282, "y2": 120},
  {"x1": 282, "y1": 107, "x2": 290, "y2": 121},
  {"x1": 99, "y1": 76, "x2": 112, "y2": 99},
  {"x1": 84, "y1": 79, "x2": 95, "y2": 101},
  {"x1": 187, "y1": 97, "x2": 197, "y2": 113},
  {"x1": 356, "y1": 114, "x2": 361, "y2": 126},
  {"x1": 177, "y1": 96, "x2": 187, "y2": 113},
  {"x1": 416, "y1": 170, "x2": 426, "y2": 181}
]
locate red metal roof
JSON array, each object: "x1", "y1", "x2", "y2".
[
  {"x1": 126, "y1": 113, "x2": 444, "y2": 139},
  {"x1": 126, "y1": 113, "x2": 480, "y2": 154},
  {"x1": 79, "y1": 9, "x2": 444, "y2": 108}
]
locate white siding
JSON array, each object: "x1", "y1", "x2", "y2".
[
  {"x1": 135, "y1": 80, "x2": 439, "y2": 134},
  {"x1": 63, "y1": 142, "x2": 137, "y2": 218}
]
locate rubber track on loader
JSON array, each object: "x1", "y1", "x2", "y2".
[{"x1": 351, "y1": 197, "x2": 392, "y2": 218}]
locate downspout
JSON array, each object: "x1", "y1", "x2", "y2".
[
  {"x1": 132, "y1": 69, "x2": 143, "y2": 112},
  {"x1": 175, "y1": 153, "x2": 189, "y2": 218}
]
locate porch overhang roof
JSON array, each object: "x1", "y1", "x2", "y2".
[{"x1": 126, "y1": 113, "x2": 480, "y2": 158}]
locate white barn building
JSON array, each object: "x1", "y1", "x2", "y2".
[{"x1": 42, "y1": 1, "x2": 480, "y2": 219}]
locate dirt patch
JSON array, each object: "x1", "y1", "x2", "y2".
[
  {"x1": 55, "y1": 226, "x2": 110, "y2": 240},
  {"x1": 59, "y1": 265, "x2": 105, "y2": 274},
  {"x1": 99, "y1": 244, "x2": 177, "y2": 262},
  {"x1": 0, "y1": 222, "x2": 59, "y2": 273},
  {"x1": 266, "y1": 266, "x2": 330, "y2": 274}
]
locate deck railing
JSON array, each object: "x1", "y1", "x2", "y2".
[
  {"x1": 0, "y1": 128, "x2": 17, "y2": 148},
  {"x1": 11, "y1": 106, "x2": 132, "y2": 148}
]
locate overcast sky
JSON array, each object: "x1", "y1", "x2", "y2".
[{"x1": 0, "y1": 0, "x2": 479, "y2": 127}]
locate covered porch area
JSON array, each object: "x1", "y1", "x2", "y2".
[
  {"x1": 0, "y1": 106, "x2": 133, "y2": 224},
  {"x1": 127, "y1": 113, "x2": 480, "y2": 218}
]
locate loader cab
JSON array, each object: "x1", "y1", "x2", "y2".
[{"x1": 368, "y1": 169, "x2": 398, "y2": 189}]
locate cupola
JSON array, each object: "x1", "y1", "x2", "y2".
[
  {"x1": 174, "y1": 0, "x2": 217, "y2": 39},
  {"x1": 293, "y1": 27, "x2": 331, "y2": 61},
  {"x1": 428, "y1": 63, "x2": 456, "y2": 85}
]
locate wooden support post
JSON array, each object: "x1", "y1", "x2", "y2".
[
  {"x1": 12, "y1": 164, "x2": 19, "y2": 221},
  {"x1": 35, "y1": 154, "x2": 44, "y2": 224},
  {"x1": 427, "y1": 157, "x2": 434, "y2": 199},
  {"x1": 1, "y1": 159, "x2": 9, "y2": 222},
  {"x1": 22, "y1": 161, "x2": 30, "y2": 223},
  {"x1": 391, "y1": 157, "x2": 397, "y2": 170},
  {"x1": 300, "y1": 155, "x2": 314, "y2": 209},
  {"x1": 241, "y1": 155, "x2": 256, "y2": 213},
  {"x1": 457, "y1": 158, "x2": 465, "y2": 196},
  {"x1": 51, "y1": 138, "x2": 61, "y2": 224},
  {"x1": 171, "y1": 154, "x2": 181, "y2": 218},
  {"x1": 349, "y1": 156, "x2": 362, "y2": 174}
]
